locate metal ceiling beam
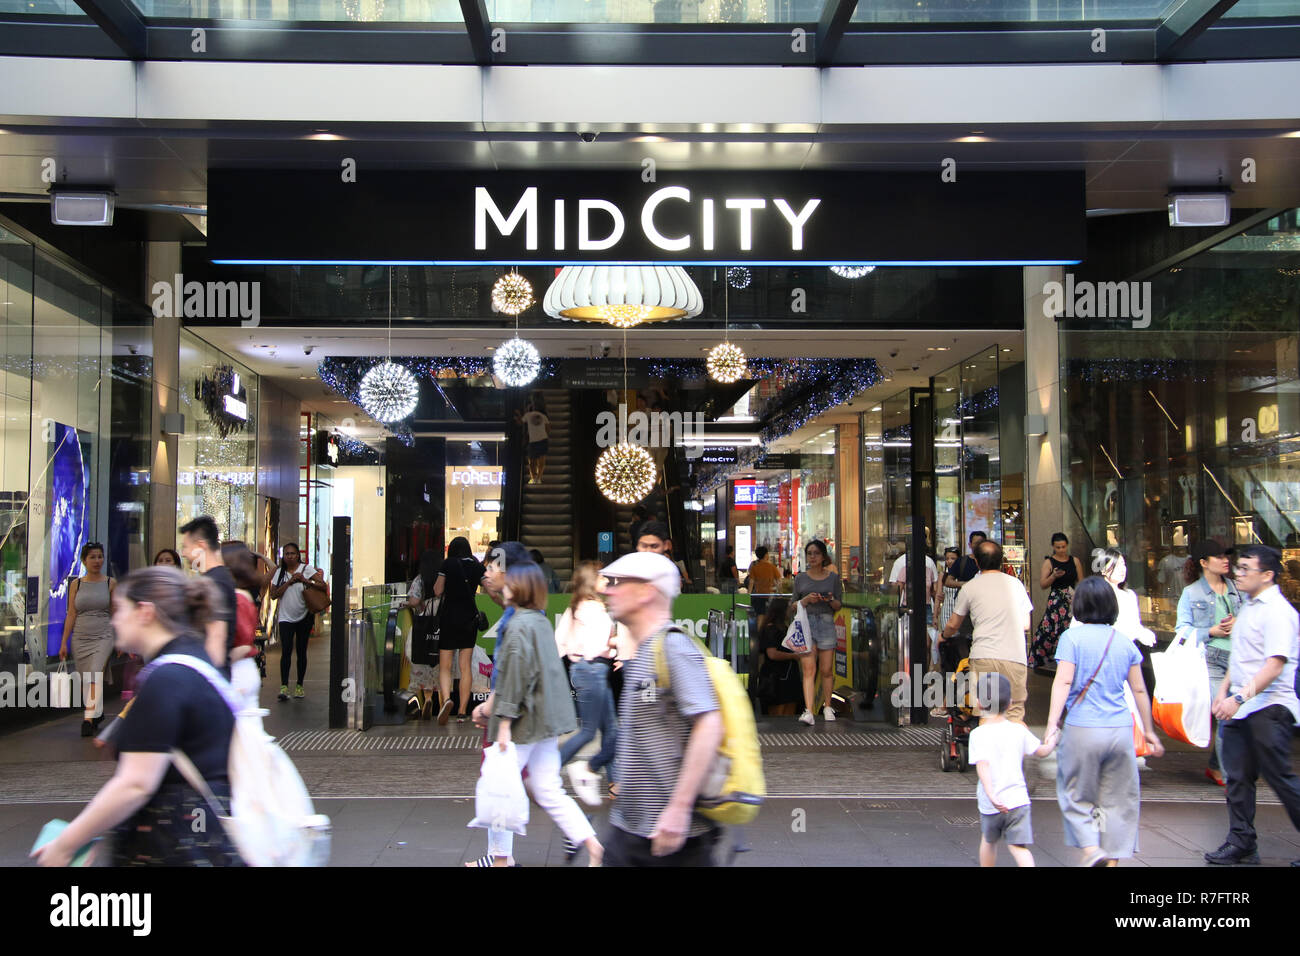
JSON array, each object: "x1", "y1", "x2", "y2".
[
  {"x1": 816, "y1": 0, "x2": 860, "y2": 66},
  {"x1": 71, "y1": 0, "x2": 146, "y2": 59},
  {"x1": 459, "y1": 0, "x2": 493, "y2": 66},
  {"x1": 1156, "y1": 0, "x2": 1242, "y2": 60}
]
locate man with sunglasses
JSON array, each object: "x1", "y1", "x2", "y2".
[{"x1": 1204, "y1": 545, "x2": 1300, "y2": 866}]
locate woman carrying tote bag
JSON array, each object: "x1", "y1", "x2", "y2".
[{"x1": 1045, "y1": 577, "x2": 1164, "y2": 867}]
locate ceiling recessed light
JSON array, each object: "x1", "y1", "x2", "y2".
[{"x1": 1001, "y1": 347, "x2": 1012, "y2": 352}]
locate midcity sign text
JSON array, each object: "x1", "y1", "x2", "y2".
[
  {"x1": 475, "y1": 186, "x2": 820, "y2": 254},
  {"x1": 206, "y1": 170, "x2": 1087, "y2": 266}
]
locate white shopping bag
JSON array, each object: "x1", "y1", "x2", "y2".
[
  {"x1": 1150, "y1": 630, "x2": 1211, "y2": 748},
  {"x1": 781, "y1": 603, "x2": 815, "y2": 655},
  {"x1": 468, "y1": 742, "x2": 529, "y2": 836},
  {"x1": 49, "y1": 663, "x2": 72, "y2": 709},
  {"x1": 471, "y1": 645, "x2": 493, "y2": 695}
]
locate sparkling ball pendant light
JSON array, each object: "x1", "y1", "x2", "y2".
[
  {"x1": 492, "y1": 266, "x2": 540, "y2": 387},
  {"x1": 595, "y1": 442, "x2": 656, "y2": 504},
  {"x1": 726, "y1": 266, "x2": 752, "y2": 290},
  {"x1": 359, "y1": 268, "x2": 419, "y2": 423},
  {"x1": 492, "y1": 270, "x2": 534, "y2": 316},
  {"x1": 544, "y1": 265, "x2": 703, "y2": 328},
  {"x1": 493, "y1": 336, "x2": 540, "y2": 388},
  {"x1": 359, "y1": 361, "x2": 419, "y2": 422},
  {"x1": 707, "y1": 280, "x2": 747, "y2": 384},
  {"x1": 706, "y1": 342, "x2": 747, "y2": 384},
  {"x1": 829, "y1": 265, "x2": 876, "y2": 279}
]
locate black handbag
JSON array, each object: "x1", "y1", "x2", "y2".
[{"x1": 410, "y1": 598, "x2": 441, "y2": 665}]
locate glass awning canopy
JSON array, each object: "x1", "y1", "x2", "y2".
[{"x1": 0, "y1": 0, "x2": 1296, "y2": 63}]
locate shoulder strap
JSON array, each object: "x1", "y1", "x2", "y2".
[
  {"x1": 652, "y1": 626, "x2": 709, "y2": 689},
  {"x1": 139, "y1": 653, "x2": 243, "y2": 716},
  {"x1": 1066, "y1": 627, "x2": 1117, "y2": 721},
  {"x1": 136, "y1": 654, "x2": 242, "y2": 823}
]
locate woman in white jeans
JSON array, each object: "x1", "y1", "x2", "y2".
[{"x1": 472, "y1": 562, "x2": 602, "y2": 867}]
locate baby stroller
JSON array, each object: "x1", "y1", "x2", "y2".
[{"x1": 939, "y1": 638, "x2": 978, "y2": 773}]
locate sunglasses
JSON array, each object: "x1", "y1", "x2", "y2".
[{"x1": 602, "y1": 576, "x2": 647, "y2": 588}]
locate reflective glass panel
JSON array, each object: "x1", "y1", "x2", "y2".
[
  {"x1": 486, "y1": 0, "x2": 828, "y2": 23},
  {"x1": 851, "y1": 0, "x2": 1168, "y2": 24},
  {"x1": 128, "y1": 0, "x2": 462, "y2": 23}
]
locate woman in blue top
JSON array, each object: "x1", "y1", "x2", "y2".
[
  {"x1": 1175, "y1": 538, "x2": 1241, "y2": 787},
  {"x1": 1045, "y1": 577, "x2": 1164, "y2": 867}
]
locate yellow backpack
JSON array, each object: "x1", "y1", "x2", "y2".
[{"x1": 653, "y1": 628, "x2": 766, "y2": 825}]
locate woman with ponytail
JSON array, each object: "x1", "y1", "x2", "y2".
[{"x1": 33, "y1": 566, "x2": 242, "y2": 867}]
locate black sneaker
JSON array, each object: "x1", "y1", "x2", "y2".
[
  {"x1": 80, "y1": 720, "x2": 95, "y2": 738},
  {"x1": 1204, "y1": 842, "x2": 1260, "y2": 865}
]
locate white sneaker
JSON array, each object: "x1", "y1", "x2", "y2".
[
  {"x1": 566, "y1": 762, "x2": 603, "y2": 807},
  {"x1": 823, "y1": 706, "x2": 837, "y2": 721},
  {"x1": 798, "y1": 709, "x2": 815, "y2": 726}
]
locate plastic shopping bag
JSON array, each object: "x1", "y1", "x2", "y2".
[
  {"x1": 471, "y1": 645, "x2": 493, "y2": 695},
  {"x1": 781, "y1": 603, "x2": 815, "y2": 655},
  {"x1": 467, "y1": 742, "x2": 529, "y2": 836},
  {"x1": 1121, "y1": 681, "x2": 1151, "y2": 757},
  {"x1": 1150, "y1": 630, "x2": 1211, "y2": 748},
  {"x1": 50, "y1": 663, "x2": 73, "y2": 709}
]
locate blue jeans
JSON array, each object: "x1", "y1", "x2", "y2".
[
  {"x1": 1206, "y1": 645, "x2": 1231, "y2": 773},
  {"x1": 559, "y1": 660, "x2": 618, "y2": 781}
]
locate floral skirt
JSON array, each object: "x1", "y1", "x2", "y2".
[{"x1": 1029, "y1": 586, "x2": 1072, "y2": 669}]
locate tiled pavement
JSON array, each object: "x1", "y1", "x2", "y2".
[{"x1": 2, "y1": 631, "x2": 1298, "y2": 866}]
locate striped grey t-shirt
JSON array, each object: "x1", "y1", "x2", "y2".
[{"x1": 610, "y1": 627, "x2": 720, "y2": 839}]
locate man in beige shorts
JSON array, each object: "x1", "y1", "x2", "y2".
[{"x1": 941, "y1": 539, "x2": 1033, "y2": 723}]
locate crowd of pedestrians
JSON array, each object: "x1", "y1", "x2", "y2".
[{"x1": 27, "y1": 509, "x2": 1300, "y2": 870}]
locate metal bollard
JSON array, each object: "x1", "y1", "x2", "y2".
[{"x1": 347, "y1": 612, "x2": 368, "y2": 730}]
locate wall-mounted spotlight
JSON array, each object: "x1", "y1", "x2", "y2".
[
  {"x1": 1167, "y1": 190, "x2": 1230, "y2": 228},
  {"x1": 50, "y1": 187, "x2": 116, "y2": 226}
]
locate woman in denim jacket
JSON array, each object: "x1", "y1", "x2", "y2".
[{"x1": 1175, "y1": 539, "x2": 1241, "y2": 787}]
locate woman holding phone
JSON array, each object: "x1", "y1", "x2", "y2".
[{"x1": 791, "y1": 539, "x2": 843, "y2": 725}]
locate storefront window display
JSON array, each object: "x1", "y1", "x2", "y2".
[
  {"x1": 0, "y1": 225, "x2": 152, "y2": 694},
  {"x1": 177, "y1": 330, "x2": 258, "y2": 546},
  {"x1": 445, "y1": 455, "x2": 503, "y2": 560},
  {"x1": 1060, "y1": 208, "x2": 1300, "y2": 632}
]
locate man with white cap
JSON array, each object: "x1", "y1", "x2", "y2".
[{"x1": 600, "y1": 551, "x2": 725, "y2": 866}]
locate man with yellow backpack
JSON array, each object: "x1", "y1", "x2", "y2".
[{"x1": 598, "y1": 551, "x2": 764, "y2": 867}]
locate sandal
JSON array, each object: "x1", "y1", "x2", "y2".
[{"x1": 465, "y1": 854, "x2": 519, "y2": 867}]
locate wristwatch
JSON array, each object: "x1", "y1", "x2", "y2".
[{"x1": 1232, "y1": 693, "x2": 1246, "y2": 705}]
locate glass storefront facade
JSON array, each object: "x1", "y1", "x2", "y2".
[
  {"x1": 1060, "y1": 209, "x2": 1300, "y2": 632},
  {"x1": 176, "y1": 329, "x2": 259, "y2": 546},
  {"x1": 0, "y1": 225, "x2": 152, "y2": 692}
]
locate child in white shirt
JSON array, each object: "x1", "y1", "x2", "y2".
[{"x1": 968, "y1": 673, "x2": 1058, "y2": 866}]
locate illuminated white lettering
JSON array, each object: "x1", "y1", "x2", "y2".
[
  {"x1": 641, "y1": 186, "x2": 691, "y2": 252},
  {"x1": 725, "y1": 199, "x2": 766, "y2": 251},
  {"x1": 474, "y1": 187, "x2": 538, "y2": 251}
]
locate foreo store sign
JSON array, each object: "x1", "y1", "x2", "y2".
[{"x1": 208, "y1": 170, "x2": 1085, "y2": 266}]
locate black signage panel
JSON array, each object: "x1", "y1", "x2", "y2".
[
  {"x1": 558, "y1": 359, "x2": 651, "y2": 390},
  {"x1": 208, "y1": 170, "x2": 1085, "y2": 266},
  {"x1": 755, "y1": 453, "x2": 801, "y2": 471},
  {"x1": 700, "y1": 447, "x2": 738, "y2": 465}
]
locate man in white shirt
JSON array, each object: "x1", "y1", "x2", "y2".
[
  {"x1": 941, "y1": 540, "x2": 1033, "y2": 723},
  {"x1": 521, "y1": 401, "x2": 550, "y2": 485},
  {"x1": 890, "y1": 545, "x2": 940, "y2": 625},
  {"x1": 1204, "y1": 545, "x2": 1300, "y2": 867}
]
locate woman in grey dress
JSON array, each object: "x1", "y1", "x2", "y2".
[
  {"x1": 792, "y1": 539, "x2": 843, "y2": 725},
  {"x1": 58, "y1": 542, "x2": 116, "y2": 737}
]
